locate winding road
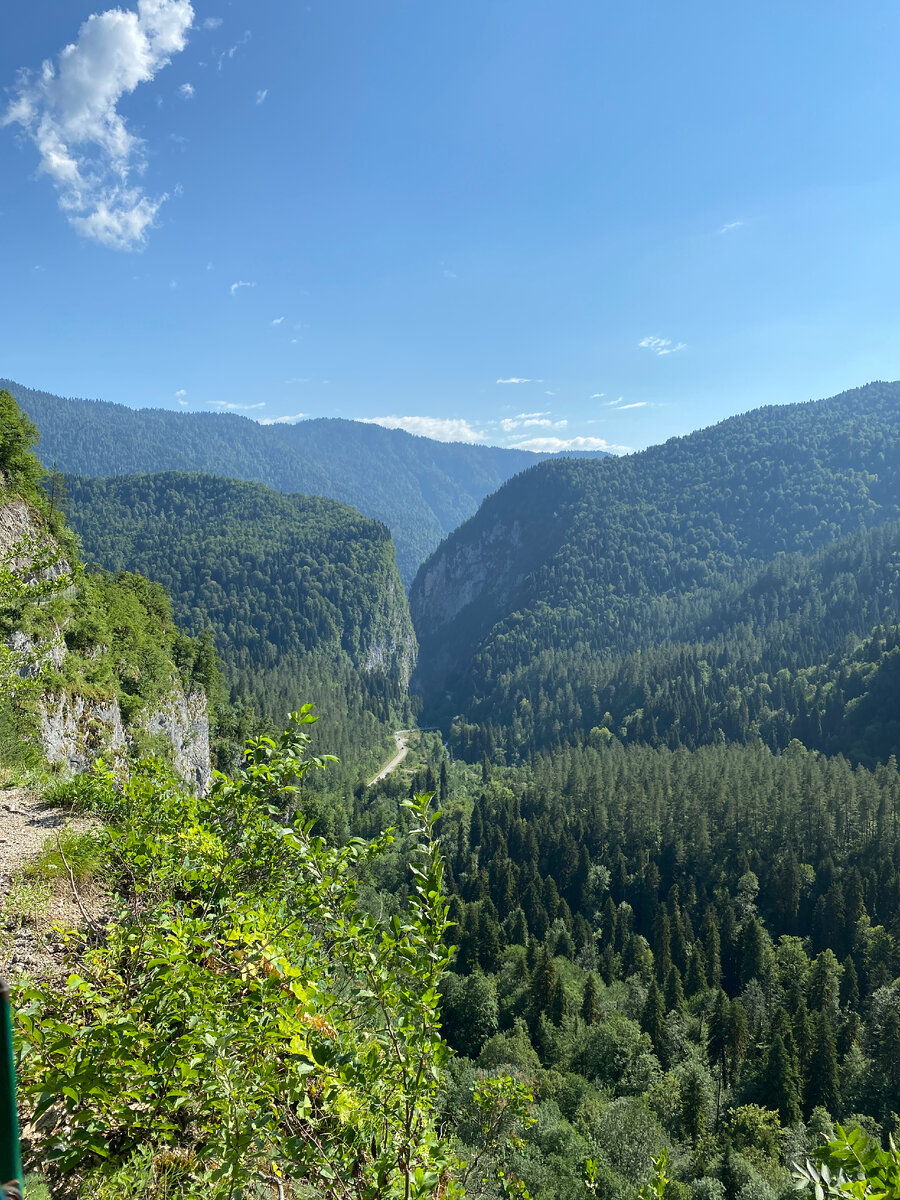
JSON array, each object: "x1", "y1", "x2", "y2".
[{"x1": 367, "y1": 730, "x2": 410, "y2": 786}]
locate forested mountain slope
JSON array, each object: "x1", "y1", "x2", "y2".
[
  {"x1": 0, "y1": 391, "x2": 218, "y2": 780},
  {"x1": 64, "y1": 472, "x2": 416, "y2": 771},
  {"x1": 411, "y1": 381, "x2": 900, "y2": 750},
  {"x1": 449, "y1": 518, "x2": 900, "y2": 764},
  {"x1": 5, "y1": 379, "x2": 609, "y2": 585}
]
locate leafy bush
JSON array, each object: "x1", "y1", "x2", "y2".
[{"x1": 15, "y1": 709, "x2": 455, "y2": 1199}]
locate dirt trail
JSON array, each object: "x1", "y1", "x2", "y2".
[
  {"x1": 0, "y1": 788, "x2": 73, "y2": 887},
  {"x1": 368, "y1": 731, "x2": 410, "y2": 786},
  {"x1": 1, "y1": 787, "x2": 103, "y2": 979}
]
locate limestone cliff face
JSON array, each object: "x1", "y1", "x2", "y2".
[
  {"x1": 38, "y1": 676, "x2": 211, "y2": 790},
  {"x1": 39, "y1": 692, "x2": 128, "y2": 775},
  {"x1": 0, "y1": 491, "x2": 211, "y2": 790},
  {"x1": 408, "y1": 462, "x2": 578, "y2": 709},
  {"x1": 141, "y1": 688, "x2": 211, "y2": 791},
  {"x1": 360, "y1": 578, "x2": 417, "y2": 691},
  {"x1": 410, "y1": 516, "x2": 532, "y2": 632}
]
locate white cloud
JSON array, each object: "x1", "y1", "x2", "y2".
[
  {"x1": 255, "y1": 88, "x2": 268, "y2": 105},
  {"x1": 271, "y1": 316, "x2": 284, "y2": 325},
  {"x1": 719, "y1": 219, "x2": 744, "y2": 233},
  {"x1": 638, "y1": 336, "x2": 686, "y2": 356},
  {"x1": 202, "y1": 16, "x2": 222, "y2": 29},
  {"x1": 590, "y1": 393, "x2": 604, "y2": 399},
  {"x1": 209, "y1": 399, "x2": 265, "y2": 410},
  {"x1": 615, "y1": 401, "x2": 648, "y2": 410},
  {"x1": 259, "y1": 411, "x2": 306, "y2": 425},
  {"x1": 178, "y1": 81, "x2": 194, "y2": 99},
  {"x1": 606, "y1": 397, "x2": 625, "y2": 405},
  {"x1": 174, "y1": 387, "x2": 186, "y2": 397},
  {"x1": 3, "y1": 0, "x2": 194, "y2": 250},
  {"x1": 358, "y1": 415, "x2": 486, "y2": 444},
  {"x1": 177, "y1": 398, "x2": 188, "y2": 406},
  {"x1": 218, "y1": 30, "x2": 251, "y2": 71},
  {"x1": 509, "y1": 435, "x2": 631, "y2": 454},
  {"x1": 230, "y1": 279, "x2": 255, "y2": 295},
  {"x1": 496, "y1": 377, "x2": 542, "y2": 384}
]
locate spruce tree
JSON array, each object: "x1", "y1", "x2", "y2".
[
  {"x1": 581, "y1": 974, "x2": 601, "y2": 1025},
  {"x1": 641, "y1": 977, "x2": 667, "y2": 1062},
  {"x1": 664, "y1": 964, "x2": 685, "y2": 1014},
  {"x1": 763, "y1": 1032, "x2": 802, "y2": 1125},
  {"x1": 806, "y1": 1012, "x2": 842, "y2": 1118},
  {"x1": 685, "y1": 944, "x2": 707, "y2": 997}
]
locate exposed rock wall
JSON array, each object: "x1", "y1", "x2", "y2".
[
  {"x1": 40, "y1": 692, "x2": 128, "y2": 774},
  {"x1": 38, "y1": 685, "x2": 211, "y2": 790},
  {"x1": 142, "y1": 689, "x2": 211, "y2": 792}
]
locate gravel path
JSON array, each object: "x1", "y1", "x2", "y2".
[
  {"x1": 0, "y1": 787, "x2": 75, "y2": 886},
  {"x1": 1, "y1": 786, "x2": 104, "y2": 979}
]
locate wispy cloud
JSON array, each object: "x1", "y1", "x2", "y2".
[
  {"x1": 202, "y1": 16, "x2": 222, "y2": 30},
  {"x1": 218, "y1": 30, "x2": 251, "y2": 71},
  {"x1": 255, "y1": 88, "x2": 268, "y2": 105},
  {"x1": 638, "y1": 336, "x2": 686, "y2": 356},
  {"x1": 615, "y1": 401, "x2": 648, "y2": 410},
  {"x1": 271, "y1": 316, "x2": 284, "y2": 325},
  {"x1": 2, "y1": 0, "x2": 194, "y2": 250},
  {"x1": 499, "y1": 411, "x2": 567, "y2": 433},
  {"x1": 509, "y1": 435, "x2": 630, "y2": 454},
  {"x1": 209, "y1": 399, "x2": 265, "y2": 411},
  {"x1": 259, "y1": 411, "x2": 306, "y2": 425},
  {"x1": 178, "y1": 81, "x2": 194, "y2": 99},
  {"x1": 230, "y1": 280, "x2": 255, "y2": 295},
  {"x1": 590, "y1": 393, "x2": 604, "y2": 399},
  {"x1": 719, "y1": 219, "x2": 744, "y2": 234},
  {"x1": 496, "y1": 377, "x2": 542, "y2": 384},
  {"x1": 358, "y1": 415, "x2": 485, "y2": 444}
]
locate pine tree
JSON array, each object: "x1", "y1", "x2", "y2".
[
  {"x1": 528, "y1": 946, "x2": 557, "y2": 1026},
  {"x1": 839, "y1": 956, "x2": 860, "y2": 1010},
  {"x1": 680, "y1": 1064, "x2": 708, "y2": 1144},
  {"x1": 477, "y1": 908, "x2": 501, "y2": 972},
  {"x1": 550, "y1": 977, "x2": 567, "y2": 1027},
  {"x1": 653, "y1": 909, "x2": 672, "y2": 982}
]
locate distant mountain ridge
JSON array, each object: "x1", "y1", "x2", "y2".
[
  {"x1": 3, "y1": 379, "x2": 610, "y2": 585},
  {"x1": 410, "y1": 380, "x2": 900, "y2": 750}
]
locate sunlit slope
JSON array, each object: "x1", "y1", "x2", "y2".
[{"x1": 410, "y1": 380, "x2": 900, "y2": 750}]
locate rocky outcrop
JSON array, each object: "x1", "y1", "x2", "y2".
[
  {"x1": 40, "y1": 692, "x2": 128, "y2": 775},
  {"x1": 38, "y1": 686, "x2": 211, "y2": 790},
  {"x1": 142, "y1": 688, "x2": 211, "y2": 792}
]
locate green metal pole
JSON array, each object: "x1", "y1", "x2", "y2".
[{"x1": 0, "y1": 978, "x2": 24, "y2": 1200}]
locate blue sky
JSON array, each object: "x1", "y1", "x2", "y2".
[{"x1": 3, "y1": 1, "x2": 900, "y2": 452}]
